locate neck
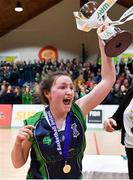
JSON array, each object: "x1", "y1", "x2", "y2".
[{"x1": 49, "y1": 106, "x2": 67, "y2": 122}]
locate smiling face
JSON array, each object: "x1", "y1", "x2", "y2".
[{"x1": 45, "y1": 75, "x2": 75, "y2": 113}]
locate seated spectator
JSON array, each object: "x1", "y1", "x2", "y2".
[
  {"x1": 79, "y1": 85, "x2": 86, "y2": 98},
  {"x1": 118, "y1": 84, "x2": 128, "y2": 104},
  {"x1": 22, "y1": 86, "x2": 32, "y2": 104},
  {"x1": 13, "y1": 86, "x2": 22, "y2": 104},
  {"x1": 0, "y1": 84, "x2": 7, "y2": 104},
  {"x1": 1, "y1": 85, "x2": 14, "y2": 104},
  {"x1": 122, "y1": 78, "x2": 130, "y2": 90},
  {"x1": 110, "y1": 83, "x2": 121, "y2": 104},
  {"x1": 125, "y1": 69, "x2": 133, "y2": 87},
  {"x1": 32, "y1": 82, "x2": 42, "y2": 104}
]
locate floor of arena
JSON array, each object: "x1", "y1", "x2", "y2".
[{"x1": 0, "y1": 128, "x2": 125, "y2": 179}]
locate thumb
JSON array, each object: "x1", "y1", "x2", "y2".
[{"x1": 110, "y1": 119, "x2": 117, "y2": 127}]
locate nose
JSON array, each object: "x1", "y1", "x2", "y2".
[{"x1": 65, "y1": 87, "x2": 73, "y2": 95}]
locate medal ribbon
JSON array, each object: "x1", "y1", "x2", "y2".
[{"x1": 45, "y1": 106, "x2": 71, "y2": 161}]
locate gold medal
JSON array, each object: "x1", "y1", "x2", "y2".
[{"x1": 63, "y1": 164, "x2": 71, "y2": 173}]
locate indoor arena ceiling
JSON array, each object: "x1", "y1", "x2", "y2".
[{"x1": 0, "y1": 0, "x2": 132, "y2": 38}]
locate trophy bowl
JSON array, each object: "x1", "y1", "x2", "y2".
[{"x1": 104, "y1": 28, "x2": 132, "y2": 57}]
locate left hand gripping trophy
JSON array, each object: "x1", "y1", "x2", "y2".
[{"x1": 73, "y1": 0, "x2": 133, "y2": 57}]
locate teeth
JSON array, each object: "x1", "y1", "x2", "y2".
[{"x1": 63, "y1": 99, "x2": 71, "y2": 105}]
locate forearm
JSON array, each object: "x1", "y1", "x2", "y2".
[
  {"x1": 11, "y1": 142, "x2": 27, "y2": 168},
  {"x1": 99, "y1": 38, "x2": 116, "y2": 84}
]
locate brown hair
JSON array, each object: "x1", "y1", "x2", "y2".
[{"x1": 39, "y1": 71, "x2": 71, "y2": 104}]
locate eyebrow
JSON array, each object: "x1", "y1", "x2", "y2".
[{"x1": 57, "y1": 82, "x2": 74, "y2": 86}]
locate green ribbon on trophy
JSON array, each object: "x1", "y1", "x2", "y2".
[{"x1": 73, "y1": 0, "x2": 133, "y2": 57}]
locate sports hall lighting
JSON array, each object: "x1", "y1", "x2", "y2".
[{"x1": 14, "y1": 1, "x2": 23, "y2": 12}]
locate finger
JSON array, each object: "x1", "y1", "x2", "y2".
[
  {"x1": 108, "y1": 123, "x2": 114, "y2": 131},
  {"x1": 97, "y1": 24, "x2": 105, "y2": 33},
  {"x1": 104, "y1": 121, "x2": 114, "y2": 132},
  {"x1": 110, "y1": 120, "x2": 117, "y2": 127},
  {"x1": 21, "y1": 132, "x2": 30, "y2": 139},
  {"x1": 20, "y1": 128, "x2": 33, "y2": 137},
  {"x1": 113, "y1": 121, "x2": 117, "y2": 127},
  {"x1": 25, "y1": 125, "x2": 35, "y2": 130},
  {"x1": 16, "y1": 132, "x2": 30, "y2": 143}
]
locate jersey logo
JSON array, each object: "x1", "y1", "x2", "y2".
[
  {"x1": 43, "y1": 135, "x2": 52, "y2": 145},
  {"x1": 71, "y1": 123, "x2": 80, "y2": 138}
]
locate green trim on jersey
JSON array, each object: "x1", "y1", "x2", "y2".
[
  {"x1": 24, "y1": 111, "x2": 44, "y2": 126},
  {"x1": 71, "y1": 103, "x2": 87, "y2": 177},
  {"x1": 27, "y1": 141, "x2": 48, "y2": 179},
  {"x1": 71, "y1": 103, "x2": 87, "y2": 132},
  {"x1": 24, "y1": 111, "x2": 44, "y2": 143},
  {"x1": 24, "y1": 111, "x2": 48, "y2": 179}
]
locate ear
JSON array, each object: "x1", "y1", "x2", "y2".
[{"x1": 44, "y1": 90, "x2": 50, "y2": 99}]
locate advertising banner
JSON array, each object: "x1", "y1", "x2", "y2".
[
  {"x1": 86, "y1": 105, "x2": 118, "y2": 129},
  {"x1": 0, "y1": 105, "x2": 12, "y2": 127},
  {"x1": 9, "y1": 104, "x2": 119, "y2": 128},
  {"x1": 87, "y1": 105, "x2": 103, "y2": 128},
  {"x1": 11, "y1": 104, "x2": 44, "y2": 127},
  {"x1": 88, "y1": 109, "x2": 102, "y2": 124}
]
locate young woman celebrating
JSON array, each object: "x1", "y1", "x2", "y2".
[{"x1": 11, "y1": 25, "x2": 116, "y2": 179}]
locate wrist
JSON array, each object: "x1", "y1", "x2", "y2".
[{"x1": 15, "y1": 140, "x2": 22, "y2": 146}]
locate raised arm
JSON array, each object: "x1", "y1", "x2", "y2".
[{"x1": 76, "y1": 25, "x2": 116, "y2": 117}]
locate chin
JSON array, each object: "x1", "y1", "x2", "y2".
[{"x1": 64, "y1": 105, "x2": 71, "y2": 112}]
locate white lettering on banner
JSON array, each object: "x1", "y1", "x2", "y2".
[{"x1": 90, "y1": 111, "x2": 101, "y2": 117}]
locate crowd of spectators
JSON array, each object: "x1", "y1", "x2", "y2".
[{"x1": 0, "y1": 57, "x2": 132, "y2": 105}]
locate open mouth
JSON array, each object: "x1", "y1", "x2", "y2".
[{"x1": 63, "y1": 99, "x2": 71, "y2": 105}]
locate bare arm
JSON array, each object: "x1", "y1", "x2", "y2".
[
  {"x1": 11, "y1": 125, "x2": 34, "y2": 168},
  {"x1": 76, "y1": 25, "x2": 116, "y2": 117}
]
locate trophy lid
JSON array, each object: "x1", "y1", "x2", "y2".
[{"x1": 79, "y1": 1, "x2": 99, "y2": 19}]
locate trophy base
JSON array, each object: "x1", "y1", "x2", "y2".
[{"x1": 105, "y1": 30, "x2": 132, "y2": 57}]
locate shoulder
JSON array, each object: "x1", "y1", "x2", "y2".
[
  {"x1": 71, "y1": 103, "x2": 87, "y2": 131},
  {"x1": 24, "y1": 111, "x2": 44, "y2": 126},
  {"x1": 71, "y1": 103, "x2": 83, "y2": 114}
]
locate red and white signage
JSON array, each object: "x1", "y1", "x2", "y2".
[{"x1": 0, "y1": 104, "x2": 12, "y2": 127}]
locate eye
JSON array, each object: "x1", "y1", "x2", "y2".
[
  {"x1": 70, "y1": 86, "x2": 74, "y2": 90},
  {"x1": 60, "y1": 85, "x2": 66, "y2": 89}
]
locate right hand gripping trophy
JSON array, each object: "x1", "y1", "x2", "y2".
[{"x1": 73, "y1": 0, "x2": 133, "y2": 57}]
